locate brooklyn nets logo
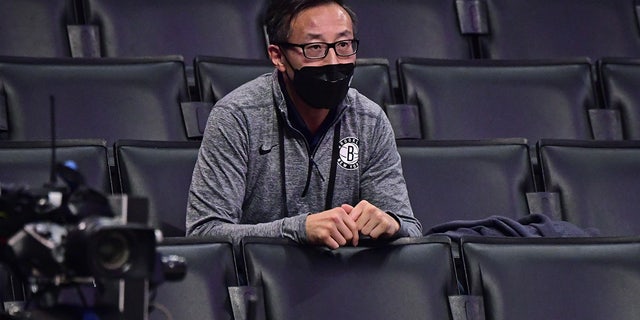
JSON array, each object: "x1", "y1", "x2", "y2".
[{"x1": 337, "y1": 137, "x2": 359, "y2": 170}]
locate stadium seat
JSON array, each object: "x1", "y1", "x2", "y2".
[
  {"x1": 81, "y1": 0, "x2": 270, "y2": 86},
  {"x1": 194, "y1": 56, "x2": 394, "y2": 108},
  {"x1": 343, "y1": 0, "x2": 473, "y2": 83},
  {"x1": 397, "y1": 139, "x2": 535, "y2": 232},
  {"x1": 153, "y1": 237, "x2": 238, "y2": 320},
  {"x1": 0, "y1": 139, "x2": 111, "y2": 194},
  {"x1": 351, "y1": 58, "x2": 396, "y2": 108},
  {"x1": 537, "y1": 139, "x2": 640, "y2": 236},
  {"x1": 0, "y1": 56, "x2": 191, "y2": 147},
  {"x1": 473, "y1": 0, "x2": 640, "y2": 60},
  {"x1": 115, "y1": 140, "x2": 201, "y2": 237},
  {"x1": 598, "y1": 57, "x2": 640, "y2": 139},
  {"x1": 194, "y1": 56, "x2": 274, "y2": 103},
  {"x1": 397, "y1": 58, "x2": 598, "y2": 144},
  {"x1": 461, "y1": 236, "x2": 640, "y2": 320},
  {"x1": 385, "y1": 103, "x2": 422, "y2": 139},
  {"x1": 0, "y1": 0, "x2": 78, "y2": 57},
  {"x1": 242, "y1": 236, "x2": 459, "y2": 320}
]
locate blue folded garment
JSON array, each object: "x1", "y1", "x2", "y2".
[{"x1": 425, "y1": 214, "x2": 600, "y2": 240}]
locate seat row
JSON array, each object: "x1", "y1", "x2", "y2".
[
  {"x1": 4, "y1": 56, "x2": 640, "y2": 147},
  {"x1": 4, "y1": 0, "x2": 640, "y2": 74},
  {"x1": 0, "y1": 56, "x2": 395, "y2": 146},
  {"x1": 3, "y1": 138, "x2": 640, "y2": 238},
  {"x1": 193, "y1": 56, "x2": 640, "y2": 143},
  {"x1": 131, "y1": 235, "x2": 640, "y2": 319}
]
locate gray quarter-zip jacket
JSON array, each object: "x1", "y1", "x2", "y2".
[{"x1": 186, "y1": 70, "x2": 422, "y2": 244}]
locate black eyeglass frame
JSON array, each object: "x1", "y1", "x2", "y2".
[{"x1": 277, "y1": 39, "x2": 359, "y2": 59}]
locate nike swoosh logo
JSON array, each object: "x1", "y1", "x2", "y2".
[{"x1": 259, "y1": 144, "x2": 277, "y2": 155}]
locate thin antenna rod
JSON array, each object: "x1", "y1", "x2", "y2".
[{"x1": 49, "y1": 95, "x2": 57, "y2": 185}]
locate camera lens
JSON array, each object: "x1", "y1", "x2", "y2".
[{"x1": 95, "y1": 231, "x2": 131, "y2": 272}]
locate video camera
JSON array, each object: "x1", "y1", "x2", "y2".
[{"x1": 0, "y1": 162, "x2": 183, "y2": 320}]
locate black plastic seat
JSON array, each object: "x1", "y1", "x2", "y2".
[
  {"x1": 344, "y1": 0, "x2": 473, "y2": 83},
  {"x1": 598, "y1": 58, "x2": 640, "y2": 140},
  {"x1": 81, "y1": 0, "x2": 270, "y2": 86},
  {"x1": 537, "y1": 139, "x2": 640, "y2": 236},
  {"x1": 153, "y1": 237, "x2": 238, "y2": 320},
  {"x1": 194, "y1": 56, "x2": 274, "y2": 103},
  {"x1": 398, "y1": 58, "x2": 598, "y2": 144},
  {"x1": 461, "y1": 236, "x2": 640, "y2": 320},
  {"x1": 0, "y1": 56, "x2": 190, "y2": 147},
  {"x1": 0, "y1": 0, "x2": 78, "y2": 57},
  {"x1": 397, "y1": 139, "x2": 535, "y2": 231},
  {"x1": 242, "y1": 236, "x2": 458, "y2": 320},
  {"x1": 0, "y1": 139, "x2": 111, "y2": 194},
  {"x1": 194, "y1": 56, "x2": 395, "y2": 108},
  {"x1": 475, "y1": 0, "x2": 640, "y2": 60},
  {"x1": 115, "y1": 140, "x2": 201, "y2": 237}
]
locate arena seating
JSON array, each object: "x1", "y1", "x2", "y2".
[
  {"x1": 0, "y1": 0, "x2": 78, "y2": 57},
  {"x1": 598, "y1": 58, "x2": 640, "y2": 139},
  {"x1": 461, "y1": 236, "x2": 640, "y2": 320},
  {"x1": 537, "y1": 139, "x2": 640, "y2": 236},
  {"x1": 194, "y1": 56, "x2": 395, "y2": 108},
  {"x1": 153, "y1": 237, "x2": 238, "y2": 320},
  {"x1": 80, "y1": 0, "x2": 270, "y2": 87},
  {"x1": 242, "y1": 236, "x2": 458, "y2": 320},
  {"x1": 0, "y1": 139, "x2": 111, "y2": 193},
  {"x1": 115, "y1": 140, "x2": 201, "y2": 237},
  {"x1": 343, "y1": 0, "x2": 474, "y2": 85},
  {"x1": 397, "y1": 58, "x2": 599, "y2": 144},
  {"x1": 0, "y1": 56, "x2": 191, "y2": 148},
  {"x1": 472, "y1": 0, "x2": 640, "y2": 60},
  {"x1": 4, "y1": 1, "x2": 640, "y2": 319},
  {"x1": 397, "y1": 139, "x2": 535, "y2": 232}
]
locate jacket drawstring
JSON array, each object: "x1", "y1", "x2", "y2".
[
  {"x1": 324, "y1": 122, "x2": 341, "y2": 210},
  {"x1": 278, "y1": 112, "x2": 342, "y2": 213}
]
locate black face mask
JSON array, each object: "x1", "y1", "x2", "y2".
[{"x1": 291, "y1": 63, "x2": 355, "y2": 109}]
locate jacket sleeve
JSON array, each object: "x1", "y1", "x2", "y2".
[
  {"x1": 358, "y1": 109, "x2": 423, "y2": 237},
  {"x1": 185, "y1": 103, "x2": 307, "y2": 244}
]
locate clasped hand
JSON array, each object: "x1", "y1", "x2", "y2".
[{"x1": 305, "y1": 200, "x2": 400, "y2": 249}]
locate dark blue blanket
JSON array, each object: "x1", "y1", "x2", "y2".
[{"x1": 425, "y1": 214, "x2": 600, "y2": 240}]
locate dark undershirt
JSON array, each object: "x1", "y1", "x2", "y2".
[{"x1": 278, "y1": 72, "x2": 337, "y2": 154}]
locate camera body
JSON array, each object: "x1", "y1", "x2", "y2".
[
  {"x1": 0, "y1": 163, "x2": 180, "y2": 319},
  {"x1": 1, "y1": 185, "x2": 158, "y2": 285},
  {"x1": 8, "y1": 216, "x2": 157, "y2": 282}
]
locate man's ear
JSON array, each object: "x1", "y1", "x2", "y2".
[{"x1": 268, "y1": 44, "x2": 287, "y2": 72}]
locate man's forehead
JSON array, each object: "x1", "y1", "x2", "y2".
[{"x1": 289, "y1": 4, "x2": 353, "y2": 40}]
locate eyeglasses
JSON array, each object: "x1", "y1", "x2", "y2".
[{"x1": 278, "y1": 39, "x2": 359, "y2": 59}]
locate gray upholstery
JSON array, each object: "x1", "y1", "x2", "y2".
[
  {"x1": 538, "y1": 139, "x2": 640, "y2": 236},
  {"x1": 0, "y1": 0, "x2": 77, "y2": 57},
  {"x1": 242, "y1": 236, "x2": 458, "y2": 320},
  {"x1": 82, "y1": 0, "x2": 270, "y2": 85},
  {"x1": 0, "y1": 139, "x2": 111, "y2": 193},
  {"x1": 0, "y1": 56, "x2": 190, "y2": 146},
  {"x1": 344, "y1": 0, "x2": 472, "y2": 83},
  {"x1": 195, "y1": 56, "x2": 274, "y2": 103},
  {"x1": 82, "y1": 0, "x2": 268, "y2": 60},
  {"x1": 115, "y1": 140, "x2": 201, "y2": 237},
  {"x1": 462, "y1": 236, "x2": 640, "y2": 320},
  {"x1": 477, "y1": 0, "x2": 640, "y2": 60},
  {"x1": 397, "y1": 139, "x2": 535, "y2": 232},
  {"x1": 598, "y1": 58, "x2": 640, "y2": 140},
  {"x1": 195, "y1": 56, "x2": 395, "y2": 108},
  {"x1": 351, "y1": 58, "x2": 395, "y2": 108},
  {"x1": 398, "y1": 58, "x2": 597, "y2": 144},
  {"x1": 153, "y1": 237, "x2": 238, "y2": 320}
]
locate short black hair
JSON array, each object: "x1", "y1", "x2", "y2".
[{"x1": 265, "y1": 0, "x2": 358, "y2": 44}]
